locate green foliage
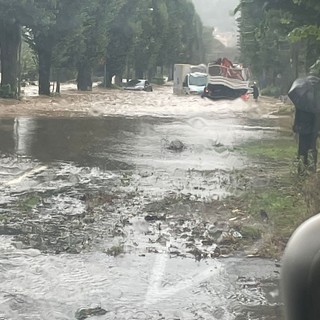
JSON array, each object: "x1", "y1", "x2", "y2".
[
  {"x1": 240, "y1": 139, "x2": 297, "y2": 162},
  {"x1": 293, "y1": 0, "x2": 320, "y2": 11},
  {"x1": 18, "y1": 194, "x2": 42, "y2": 212},
  {"x1": 236, "y1": 0, "x2": 320, "y2": 88},
  {"x1": 74, "y1": 0, "x2": 124, "y2": 67},
  {"x1": 0, "y1": 0, "x2": 207, "y2": 96},
  {"x1": 21, "y1": 38, "x2": 38, "y2": 80},
  {"x1": 152, "y1": 77, "x2": 165, "y2": 85},
  {"x1": 289, "y1": 25, "x2": 320, "y2": 41},
  {"x1": 240, "y1": 226, "x2": 261, "y2": 240},
  {"x1": 260, "y1": 86, "x2": 282, "y2": 98},
  {"x1": 245, "y1": 186, "x2": 306, "y2": 238},
  {"x1": 104, "y1": 0, "x2": 142, "y2": 85},
  {"x1": 232, "y1": 131, "x2": 320, "y2": 258},
  {"x1": 165, "y1": 0, "x2": 204, "y2": 64},
  {"x1": 104, "y1": 0, "x2": 205, "y2": 83}
]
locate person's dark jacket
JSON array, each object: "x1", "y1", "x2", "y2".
[{"x1": 293, "y1": 110, "x2": 320, "y2": 135}]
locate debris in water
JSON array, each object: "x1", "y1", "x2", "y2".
[
  {"x1": 166, "y1": 139, "x2": 185, "y2": 152},
  {"x1": 75, "y1": 305, "x2": 108, "y2": 320},
  {"x1": 260, "y1": 209, "x2": 269, "y2": 222},
  {"x1": 144, "y1": 214, "x2": 166, "y2": 221}
]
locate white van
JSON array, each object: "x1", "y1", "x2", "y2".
[{"x1": 182, "y1": 72, "x2": 208, "y2": 95}]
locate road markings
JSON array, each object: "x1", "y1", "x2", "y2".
[{"x1": 144, "y1": 253, "x2": 221, "y2": 306}]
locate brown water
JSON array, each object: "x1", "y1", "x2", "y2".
[{"x1": 0, "y1": 86, "x2": 284, "y2": 319}]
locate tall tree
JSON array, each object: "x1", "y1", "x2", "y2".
[
  {"x1": 0, "y1": 0, "x2": 39, "y2": 97},
  {"x1": 131, "y1": 0, "x2": 158, "y2": 79},
  {"x1": 29, "y1": 0, "x2": 83, "y2": 95},
  {"x1": 0, "y1": 19, "x2": 21, "y2": 97},
  {"x1": 104, "y1": 0, "x2": 140, "y2": 86},
  {"x1": 74, "y1": 0, "x2": 125, "y2": 91},
  {"x1": 0, "y1": 0, "x2": 207, "y2": 98},
  {"x1": 236, "y1": 0, "x2": 320, "y2": 92}
]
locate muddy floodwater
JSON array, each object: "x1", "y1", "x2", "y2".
[{"x1": 0, "y1": 86, "x2": 284, "y2": 319}]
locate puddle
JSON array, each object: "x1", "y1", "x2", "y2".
[
  {"x1": 0, "y1": 88, "x2": 284, "y2": 318},
  {"x1": 0, "y1": 238, "x2": 281, "y2": 319}
]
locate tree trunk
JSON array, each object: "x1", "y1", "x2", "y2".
[
  {"x1": 38, "y1": 46, "x2": 52, "y2": 95},
  {"x1": 55, "y1": 69, "x2": 61, "y2": 94},
  {"x1": 0, "y1": 20, "x2": 21, "y2": 98},
  {"x1": 115, "y1": 74, "x2": 122, "y2": 86},
  {"x1": 168, "y1": 65, "x2": 174, "y2": 81},
  {"x1": 56, "y1": 80, "x2": 60, "y2": 94},
  {"x1": 104, "y1": 66, "x2": 112, "y2": 87},
  {"x1": 108, "y1": 73, "x2": 113, "y2": 86},
  {"x1": 77, "y1": 63, "x2": 92, "y2": 91}
]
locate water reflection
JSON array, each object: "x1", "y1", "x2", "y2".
[
  {"x1": 13, "y1": 117, "x2": 37, "y2": 156},
  {"x1": 0, "y1": 115, "x2": 248, "y2": 171},
  {"x1": 0, "y1": 104, "x2": 283, "y2": 318},
  {"x1": 1, "y1": 112, "x2": 277, "y2": 167}
]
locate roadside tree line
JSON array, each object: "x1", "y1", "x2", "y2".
[
  {"x1": 236, "y1": 0, "x2": 320, "y2": 96},
  {"x1": 0, "y1": 0, "x2": 207, "y2": 97}
]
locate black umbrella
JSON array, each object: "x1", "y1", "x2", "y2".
[{"x1": 288, "y1": 75, "x2": 320, "y2": 113}]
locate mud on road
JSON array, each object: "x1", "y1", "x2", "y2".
[
  {"x1": 0, "y1": 84, "x2": 290, "y2": 319},
  {"x1": 0, "y1": 84, "x2": 288, "y2": 258}
]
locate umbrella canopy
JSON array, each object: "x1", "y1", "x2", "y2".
[{"x1": 288, "y1": 76, "x2": 320, "y2": 113}]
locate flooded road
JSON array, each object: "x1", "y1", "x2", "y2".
[{"x1": 0, "y1": 86, "x2": 283, "y2": 319}]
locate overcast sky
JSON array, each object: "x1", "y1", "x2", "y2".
[
  {"x1": 191, "y1": 0, "x2": 239, "y2": 32},
  {"x1": 191, "y1": 0, "x2": 239, "y2": 47}
]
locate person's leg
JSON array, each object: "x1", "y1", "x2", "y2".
[
  {"x1": 310, "y1": 149, "x2": 318, "y2": 171},
  {"x1": 310, "y1": 135, "x2": 318, "y2": 171},
  {"x1": 298, "y1": 134, "x2": 309, "y2": 165}
]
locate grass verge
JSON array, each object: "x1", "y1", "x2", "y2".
[{"x1": 233, "y1": 136, "x2": 320, "y2": 258}]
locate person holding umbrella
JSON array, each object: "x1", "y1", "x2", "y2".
[
  {"x1": 292, "y1": 109, "x2": 320, "y2": 171},
  {"x1": 288, "y1": 61, "x2": 320, "y2": 172}
]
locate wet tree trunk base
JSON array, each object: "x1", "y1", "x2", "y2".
[
  {"x1": 104, "y1": 68, "x2": 112, "y2": 88},
  {"x1": 77, "y1": 64, "x2": 92, "y2": 91},
  {"x1": 38, "y1": 48, "x2": 52, "y2": 96}
]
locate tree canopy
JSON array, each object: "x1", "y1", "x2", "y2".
[
  {"x1": 236, "y1": 0, "x2": 320, "y2": 95},
  {"x1": 0, "y1": 0, "x2": 207, "y2": 97},
  {"x1": 1, "y1": 0, "x2": 319, "y2": 99}
]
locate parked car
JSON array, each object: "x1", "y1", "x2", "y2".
[{"x1": 123, "y1": 79, "x2": 153, "y2": 92}]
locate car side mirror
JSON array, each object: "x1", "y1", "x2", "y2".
[{"x1": 281, "y1": 213, "x2": 320, "y2": 320}]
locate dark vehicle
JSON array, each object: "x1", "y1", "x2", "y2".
[
  {"x1": 123, "y1": 79, "x2": 153, "y2": 92},
  {"x1": 202, "y1": 57, "x2": 250, "y2": 100}
]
